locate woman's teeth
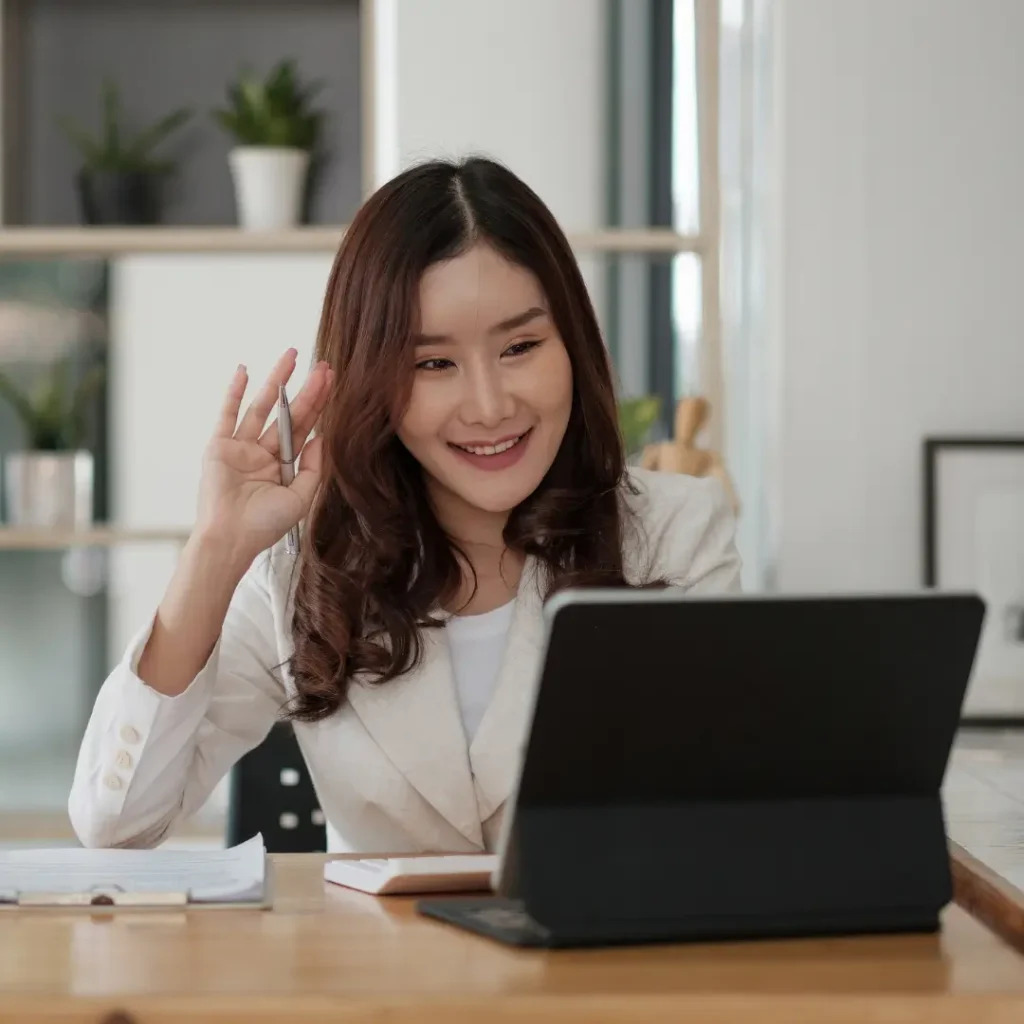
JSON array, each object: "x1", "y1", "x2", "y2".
[{"x1": 456, "y1": 433, "x2": 525, "y2": 456}]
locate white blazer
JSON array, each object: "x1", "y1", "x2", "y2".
[{"x1": 69, "y1": 468, "x2": 742, "y2": 853}]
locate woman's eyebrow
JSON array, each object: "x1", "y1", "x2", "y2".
[
  {"x1": 414, "y1": 306, "x2": 549, "y2": 346},
  {"x1": 487, "y1": 306, "x2": 548, "y2": 334}
]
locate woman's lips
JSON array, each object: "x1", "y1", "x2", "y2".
[{"x1": 448, "y1": 429, "x2": 532, "y2": 472}]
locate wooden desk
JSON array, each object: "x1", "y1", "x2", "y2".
[
  {"x1": 946, "y1": 731, "x2": 1024, "y2": 960},
  {"x1": 5, "y1": 736, "x2": 1024, "y2": 1024},
  {"x1": 1, "y1": 854, "x2": 1024, "y2": 1023}
]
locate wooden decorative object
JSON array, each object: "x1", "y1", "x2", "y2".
[{"x1": 639, "y1": 396, "x2": 740, "y2": 514}]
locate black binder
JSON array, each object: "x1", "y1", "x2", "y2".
[{"x1": 418, "y1": 591, "x2": 985, "y2": 947}]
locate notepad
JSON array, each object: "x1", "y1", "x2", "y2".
[
  {"x1": 0, "y1": 833, "x2": 267, "y2": 907},
  {"x1": 324, "y1": 854, "x2": 498, "y2": 895}
]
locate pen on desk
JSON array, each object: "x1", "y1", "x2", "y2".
[{"x1": 278, "y1": 385, "x2": 301, "y2": 555}]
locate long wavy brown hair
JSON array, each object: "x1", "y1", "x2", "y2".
[{"x1": 287, "y1": 156, "x2": 641, "y2": 721}]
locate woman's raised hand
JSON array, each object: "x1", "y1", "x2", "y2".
[{"x1": 194, "y1": 348, "x2": 334, "y2": 564}]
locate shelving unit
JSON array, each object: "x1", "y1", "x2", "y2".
[
  {"x1": 0, "y1": 1, "x2": 365, "y2": 807},
  {"x1": 0, "y1": 0, "x2": 364, "y2": 229},
  {"x1": 0, "y1": 0, "x2": 714, "y2": 849},
  {"x1": 0, "y1": 225, "x2": 700, "y2": 256},
  {"x1": 0, "y1": 526, "x2": 190, "y2": 550}
]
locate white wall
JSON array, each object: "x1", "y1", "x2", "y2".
[
  {"x1": 372, "y1": 0, "x2": 606, "y2": 233},
  {"x1": 371, "y1": 0, "x2": 607, "y2": 308},
  {"x1": 772, "y1": 0, "x2": 1024, "y2": 592}
]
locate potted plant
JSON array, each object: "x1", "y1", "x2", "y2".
[
  {"x1": 0, "y1": 356, "x2": 104, "y2": 528},
  {"x1": 57, "y1": 78, "x2": 192, "y2": 226},
  {"x1": 618, "y1": 395, "x2": 662, "y2": 461},
  {"x1": 213, "y1": 59, "x2": 323, "y2": 230}
]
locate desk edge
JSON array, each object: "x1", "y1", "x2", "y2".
[{"x1": 951, "y1": 840, "x2": 1024, "y2": 955}]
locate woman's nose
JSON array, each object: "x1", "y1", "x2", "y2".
[{"x1": 460, "y1": 364, "x2": 514, "y2": 428}]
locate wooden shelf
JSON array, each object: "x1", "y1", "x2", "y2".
[
  {"x1": 573, "y1": 228, "x2": 703, "y2": 253},
  {"x1": 0, "y1": 226, "x2": 700, "y2": 256},
  {"x1": 0, "y1": 226, "x2": 345, "y2": 255},
  {"x1": 0, "y1": 810, "x2": 224, "y2": 843},
  {"x1": 0, "y1": 526, "x2": 190, "y2": 549}
]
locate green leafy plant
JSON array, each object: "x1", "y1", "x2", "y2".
[
  {"x1": 618, "y1": 395, "x2": 662, "y2": 457},
  {"x1": 0, "y1": 359, "x2": 104, "y2": 451},
  {"x1": 213, "y1": 59, "x2": 323, "y2": 149},
  {"x1": 57, "y1": 78, "x2": 192, "y2": 174}
]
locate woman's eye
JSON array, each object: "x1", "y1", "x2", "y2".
[
  {"x1": 416, "y1": 357, "x2": 455, "y2": 372},
  {"x1": 503, "y1": 339, "x2": 542, "y2": 358}
]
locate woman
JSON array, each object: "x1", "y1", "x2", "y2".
[{"x1": 70, "y1": 157, "x2": 741, "y2": 854}]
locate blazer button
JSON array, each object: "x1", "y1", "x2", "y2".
[
  {"x1": 115, "y1": 750, "x2": 133, "y2": 770},
  {"x1": 103, "y1": 774, "x2": 123, "y2": 791},
  {"x1": 120, "y1": 725, "x2": 141, "y2": 744}
]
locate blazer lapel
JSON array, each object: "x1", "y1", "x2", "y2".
[
  {"x1": 346, "y1": 626, "x2": 483, "y2": 848},
  {"x1": 470, "y1": 557, "x2": 547, "y2": 822}
]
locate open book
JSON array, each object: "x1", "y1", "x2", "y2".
[{"x1": 0, "y1": 834, "x2": 267, "y2": 907}]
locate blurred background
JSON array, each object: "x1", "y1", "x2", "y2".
[{"x1": 0, "y1": 0, "x2": 1021, "y2": 848}]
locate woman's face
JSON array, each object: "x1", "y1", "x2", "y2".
[{"x1": 397, "y1": 242, "x2": 574, "y2": 522}]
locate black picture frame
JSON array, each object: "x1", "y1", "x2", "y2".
[{"x1": 924, "y1": 437, "x2": 1024, "y2": 727}]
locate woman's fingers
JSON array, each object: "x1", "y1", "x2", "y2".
[
  {"x1": 214, "y1": 364, "x2": 249, "y2": 438},
  {"x1": 235, "y1": 348, "x2": 298, "y2": 440},
  {"x1": 260, "y1": 361, "x2": 333, "y2": 454},
  {"x1": 291, "y1": 364, "x2": 334, "y2": 442},
  {"x1": 289, "y1": 434, "x2": 324, "y2": 509}
]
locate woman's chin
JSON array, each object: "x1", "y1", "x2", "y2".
[
  {"x1": 455, "y1": 484, "x2": 534, "y2": 515},
  {"x1": 440, "y1": 466, "x2": 546, "y2": 516}
]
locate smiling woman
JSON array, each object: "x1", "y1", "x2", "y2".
[
  {"x1": 69, "y1": 156, "x2": 742, "y2": 856},
  {"x1": 291, "y1": 157, "x2": 632, "y2": 719}
]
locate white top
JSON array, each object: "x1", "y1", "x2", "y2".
[
  {"x1": 446, "y1": 600, "x2": 516, "y2": 740},
  {"x1": 67, "y1": 468, "x2": 742, "y2": 855}
]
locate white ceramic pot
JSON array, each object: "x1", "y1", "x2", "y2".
[
  {"x1": 2, "y1": 450, "x2": 94, "y2": 528},
  {"x1": 228, "y1": 146, "x2": 310, "y2": 230}
]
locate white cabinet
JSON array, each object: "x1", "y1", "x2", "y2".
[{"x1": 107, "y1": 253, "x2": 333, "y2": 658}]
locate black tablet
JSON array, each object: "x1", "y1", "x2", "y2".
[{"x1": 420, "y1": 589, "x2": 986, "y2": 948}]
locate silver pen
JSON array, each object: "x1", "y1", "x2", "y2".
[{"x1": 278, "y1": 385, "x2": 301, "y2": 555}]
